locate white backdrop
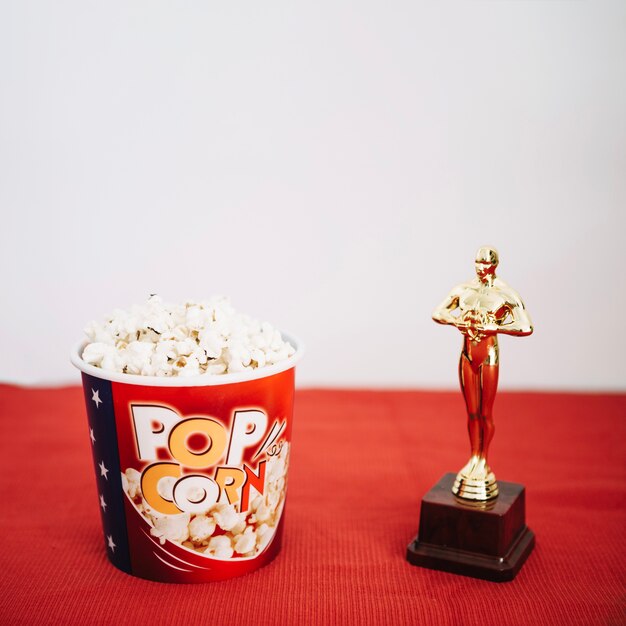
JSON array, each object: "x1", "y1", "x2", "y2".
[{"x1": 1, "y1": 2, "x2": 624, "y2": 390}]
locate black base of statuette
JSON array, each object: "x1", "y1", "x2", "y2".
[{"x1": 406, "y1": 473, "x2": 535, "y2": 582}]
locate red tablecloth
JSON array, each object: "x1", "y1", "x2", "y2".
[{"x1": 1, "y1": 385, "x2": 624, "y2": 625}]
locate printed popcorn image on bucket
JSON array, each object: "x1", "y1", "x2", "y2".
[
  {"x1": 122, "y1": 437, "x2": 289, "y2": 560},
  {"x1": 71, "y1": 297, "x2": 303, "y2": 583}
]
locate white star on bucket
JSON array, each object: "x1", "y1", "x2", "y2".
[
  {"x1": 91, "y1": 388, "x2": 102, "y2": 408},
  {"x1": 99, "y1": 461, "x2": 109, "y2": 480},
  {"x1": 107, "y1": 535, "x2": 116, "y2": 552},
  {"x1": 89, "y1": 428, "x2": 96, "y2": 444},
  {"x1": 99, "y1": 494, "x2": 107, "y2": 512}
]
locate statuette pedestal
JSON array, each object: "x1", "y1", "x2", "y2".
[{"x1": 407, "y1": 473, "x2": 535, "y2": 582}]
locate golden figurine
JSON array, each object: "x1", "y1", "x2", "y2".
[{"x1": 433, "y1": 247, "x2": 533, "y2": 501}]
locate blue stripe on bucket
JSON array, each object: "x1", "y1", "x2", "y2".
[{"x1": 81, "y1": 373, "x2": 132, "y2": 574}]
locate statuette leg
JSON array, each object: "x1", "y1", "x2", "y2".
[{"x1": 453, "y1": 351, "x2": 499, "y2": 500}]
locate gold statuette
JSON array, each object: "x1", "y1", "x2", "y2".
[{"x1": 433, "y1": 247, "x2": 533, "y2": 501}]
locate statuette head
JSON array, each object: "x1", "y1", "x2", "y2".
[{"x1": 475, "y1": 246, "x2": 499, "y2": 283}]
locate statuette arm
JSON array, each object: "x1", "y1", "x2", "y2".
[
  {"x1": 432, "y1": 287, "x2": 465, "y2": 327},
  {"x1": 495, "y1": 291, "x2": 533, "y2": 336}
]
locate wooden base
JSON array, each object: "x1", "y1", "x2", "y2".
[{"x1": 407, "y1": 473, "x2": 535, "y2": 582}]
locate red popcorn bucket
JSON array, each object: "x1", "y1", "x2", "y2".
[{"x1": 71, "y1": 333, "x2": 303, "y2": 583}]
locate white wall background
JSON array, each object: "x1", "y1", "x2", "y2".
[{"x1": 1, "y1": 1, "x2": 624, "y2": 390}]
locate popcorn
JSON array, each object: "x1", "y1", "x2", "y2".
[
  {"x1": 256, "y1": 524, "x2": 272, "y2": 552},
  {"x1": 229, "y1": 517, "x2": 247, "y2": 537},
  {"x1": 123, "y1": 468, "x2": 142, "y2": 499},
  {"x1": 213, "y1": 503, "x2": 244, "y2": 532},
  {"x1": 188, "y1": 515, "x2": 216, "y2": 543},
  {"x1": 254, "y1": 501, "x2": 272, "y2": 523},
  {"x1": 233, "y1": 527, "x2": 257, "y2": 556},
  {"x1": 150, "y1": 512, "x2": 191, "y2": 545},
  {"x1": 205, "y1": 535, "x2": 234, "y2": 559},
  {"x1": 121, "y1": 442, "x2": 291, "y2": 560},
  {"x1": 82, "y1": 295, "x2": 295, "y2": 377}
]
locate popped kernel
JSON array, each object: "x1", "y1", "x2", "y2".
[
  {"x1": 189, "y1": 515, "x2": 216, "y2": 543},
  {"x1": 124, "y1": 468, "x2": 142, "y2": 499},
  {"x1": 233, "y1": 527, "x2": 257, "y2": 555},
  {"x1": 149, "y1": 513, "x2": 191, "y2": 545},
  {"x1": 213, "y1": 503, "x2": 243, "y2": 532},
  {"x1": 205, "y1": 535, "x2": 234, "y2": 559}
]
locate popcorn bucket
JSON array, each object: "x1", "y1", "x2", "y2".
[{"x1": 71, "y1": 334, "x2": 303, "y2": 583}]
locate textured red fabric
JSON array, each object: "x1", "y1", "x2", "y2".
[{"x1": 1, "y1": 385, "x2": 624, "y2": 625}]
